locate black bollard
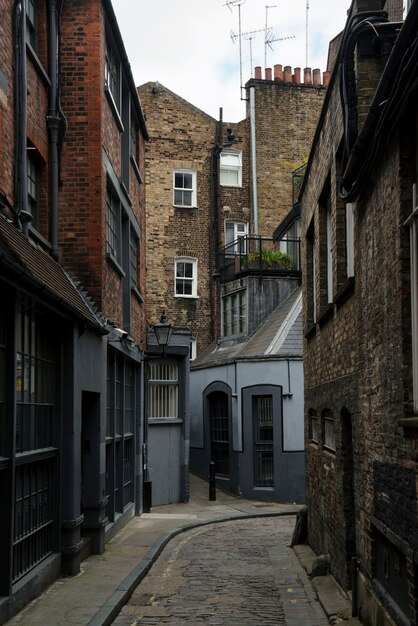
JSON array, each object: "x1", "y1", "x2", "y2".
[{"x1": 209, "y1": 461, "x2": 216, "y2": 501}]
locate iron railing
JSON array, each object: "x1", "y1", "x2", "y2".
[{"x1": 216, "y1": 236, "x2": 301, "y2": 283}]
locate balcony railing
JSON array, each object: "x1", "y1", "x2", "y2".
[{"x1": 216, "y1": 236, "x2": 301, "y2": 283}]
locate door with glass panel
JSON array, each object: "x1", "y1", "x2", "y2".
[
  {"x1": 253, "y1": 396, "x2": 274, "y2": 487},
  {"x1": 209, "y1": 392, "x2": 230, "y2": 478}
]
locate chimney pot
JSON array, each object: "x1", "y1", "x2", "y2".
[
  {"x1": 293, "y1": 67, "x2": 301, "y2": 84},
  {"x1": 323, "y1": 70, "x2": 330, "y2": 87},
  {"x1": 313, "y1": 68, "x2": 321, "y2": 86},
  {"x1": 304, "y1": 67, "x2": 312, "y2": 84},
  {"x1": 274, "y1": 64, "x2": 283, "y2": 81},
  {"x1": 265, "y1": 67, "x2": 272, "y2": 81},
  {"x1": 284, "y1": 66, "x2": 292, "y2": 83},
  {"x1": 254, "y1": 66, "x2": 262, "y2": 80}
]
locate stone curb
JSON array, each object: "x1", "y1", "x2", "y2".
[{"x1": 87, "y1": 510, "x2": 297, "y2": 626}]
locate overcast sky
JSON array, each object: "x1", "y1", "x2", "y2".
[{"x1": 111, "y1": 0, "x2": 350, "y2": 122}]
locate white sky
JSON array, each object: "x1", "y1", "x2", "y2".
[{"x1": 111, "y1": 0, "x2": 350, "y2": 122}]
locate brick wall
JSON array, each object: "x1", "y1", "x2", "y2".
[
  {"x1": 301, "y1": 2, "x2": 418, "y2": 620},
  {"x1": 138, "y1": 82, "x2": 217, "y2": 351},
  {"x1": 0, "y1": 0, "x2": 16, "y2": 211}
]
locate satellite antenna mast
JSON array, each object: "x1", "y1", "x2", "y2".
[
  {"x1": 225, "y1": 0, "x2": 247, "y2": 100},
  {"x1": 264, "y1": 5, "x2": 276, "y2": 69},
  {"x1": 306, "y1": 0, "x2": 310, "y2": 68}
]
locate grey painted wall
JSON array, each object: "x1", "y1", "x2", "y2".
[{"x1": 190, "y1": 358, "x2": 305, "y2": 502}]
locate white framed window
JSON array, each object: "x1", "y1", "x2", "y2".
[
  {"x1": 404, "y1": 0, "x2": 413, "y2": 18},
  {"x1": 225, "y1": 221, "x2": 248, "y2": 254},
  {"x1": 220, "y1": 149, "x2": 242, "y2": 187},
  {"x1": 175, "y1": 257, "x2": 197, "y2": 298},
  {"x1": 148, "y1": 361, "x2": 179, "y2": 419},
  {"x1": 222, "y1": 289, "x2": 246, "y2": 337},
  {"x1": 190, "y1": 338, "x2": 197, "y2": 361},
  {"x1": 346, "y1": 202, "x2": 355, "y2": 278},
  {"x1": 173, "y1": 170, "x2": 197, "y2": 208}
]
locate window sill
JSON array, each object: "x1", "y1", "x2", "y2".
[
  {"x1": 27, "y1": 43, "x2": 50, "y2": 86},
  {"x1": 334, "y1": 276, "x2": 355, "y2": 307},
  {"x1": 104, "y1": 85, "x2": 124, "y2": 132},
  {"x1": 130, "y1": 155, "x2": 143, "y2": 184},
  {"x1": 174, "y1": 294, "x2": 199, "y2": 300},
  {"x1": 322, "y1": 445, "x2": 336, "y2": 455},
  {"x1": 317, "y1": 303, "x2": 334, "y2": 328},
  {"x1": 131, "y1": 285, "x2": 144, "y2": 304},
  {"x1": 106, "y1": 253, "x2": 125, "y2": 277},
  {"x1": 305, "y1": 323, "x2": 317, "y2": 340},
  {"x1": 149, "y1": 418, "x2": 183, "y2": 425},
  {"x1": 398, "y1": 416, "x2": 418, "y2": 428},
  {"x1": 173, "y1": 205, "x2": 199, "y2": 210}
]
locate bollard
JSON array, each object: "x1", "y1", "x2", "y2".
[{"x1": 209, "y1": 461, "x2": 216, "y2": 501}]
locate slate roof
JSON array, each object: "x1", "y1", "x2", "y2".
[
  {"x1": 0, "y1": 215, "x2": 106, "y2": 332},
  {"x1": 192, "y1": 286, "x2": 303, "y2": 370}
]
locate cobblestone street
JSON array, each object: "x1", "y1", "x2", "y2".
[{"x1": 112, "y1": 516, "x2": 329, "y2": 626}]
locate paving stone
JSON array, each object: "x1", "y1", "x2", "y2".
[{"x1": 113, "y1": 516, "x2": 328, "y2": 625}]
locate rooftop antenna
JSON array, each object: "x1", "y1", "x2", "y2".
[
  {"x1": 306, "y1": 0, "x2": 310, "y2": 68},
  {"x1": 264, "y1": 5, "x2": 276, "y2": 69},
  {"x1": 225, "y1": 0, "x2": 247, "y2": 100}
]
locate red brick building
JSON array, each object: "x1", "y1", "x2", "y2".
[
  {"x1": 301, "y1": 1, "x2": 418, "y2": 624},
  {"x1": 0, "y1": 0, "x2": 148, "y2": 620}
]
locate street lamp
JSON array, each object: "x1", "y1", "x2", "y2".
[{"x1": 152, "y1": 311, "x2": 172, "y2": 355}]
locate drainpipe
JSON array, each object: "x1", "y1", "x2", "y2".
[
  {"x1": 249, "y1": 86, "x2": 259, "y2": 235},
  {"x1": 14, "y1": 0, "x2": 28, "y2": 232},
  {"x1": 47, "y1": 0, "x2": 62, "y2": 260}
]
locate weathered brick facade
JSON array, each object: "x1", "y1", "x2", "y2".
[
  {"x1": 0, "y1": 2, "x2": 149, "y2": 619},
  {"x1": 301, "y1": 1, "x2": 418, "y2": 624},
  {"x1": 139, "y1": 66, "x2": 325, "y2": 354}
]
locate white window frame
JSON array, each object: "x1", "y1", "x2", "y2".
[
  {"x1": 220, "y1": 149, "x2": 242, "y2": 187},
  {"x1": 173, "y1": 169, "x2": 197, "y2": 208},
  {"x1": 404, "y1": 0, "x2": 413, "y2": 18},
  {"x1": 225, "y1": 221, "x2": 248, "y2": 255},
  {"x1": 174, "y1": 257, "x2": 197, "y2": 298},
  {"x1": 346, "y1": 202, "x2": 355, "y2": 278}
]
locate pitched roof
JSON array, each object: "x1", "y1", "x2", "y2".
[
  {"x1": 192, "y1": 286, "x2": 303, "y2": 370},
  {"x1": 0, "y1": 215, "x2": 106, "y2": 332}
]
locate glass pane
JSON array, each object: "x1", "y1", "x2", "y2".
[
  {"x1": 182, "y1": 190, "x2": 192, "y2": 206},
  {"x1": 174, "y1": 173, "x2": 184, "y2": 188}
]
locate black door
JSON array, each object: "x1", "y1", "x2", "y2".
[{"x1": 209, "y1": 392, "x2": 229, "y2": 478}]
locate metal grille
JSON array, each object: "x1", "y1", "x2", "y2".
[
  {"x1": 209, "y1": 392, "x2": 229, "y2": 478},
  {"x1": 13, "y1": 458, "x2": 54, "y2": 582},
  {"x1": 148, "y1": 362, "x2": 179, "y2": 419},
  {"x1": 254, "y1": 396, "x2": 274, "y2": 487}
]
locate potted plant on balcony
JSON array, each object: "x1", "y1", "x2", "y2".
[{"x1": 246, "y1": 248, "x2": 293, "y2": 270}]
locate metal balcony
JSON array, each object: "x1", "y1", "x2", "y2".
[{"x1": 216, "y1": 236, "x2": 301, "y2": 283}]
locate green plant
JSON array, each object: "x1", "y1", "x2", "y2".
[{"x1": 247, "y1": 248, "x2": 293, "y2": 270}]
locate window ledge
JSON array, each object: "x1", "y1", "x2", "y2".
[
  {"x1": 27, "y1": 43, "x2": 50, "y2": 86},
  {"x1": 398, "y1": 416, "x2": 418, "y2": 428},
  {"x1": 130, "y1": 155, "x2": 143, "y2": 184},
  {"x1": 149, "y1": 418, "x2": 183, "y2": 425},
  {"x1": 334, "y1": 276, "x2": 355, "y2": 306},
  {"x1": 317, "y1": 303, "x2": 334, "y2": 327},
  {"x1": 305, "y1": 323, "x2": 317, "y2": 340},
  {"x1": 106, "y1": 253, "x2": 125, "y2": 277},
  {"x1": 174, "y1": 295, "x2": 199, "y2": 300},
  {"x1": 131, "y1": 285, "x2": 144, "y2": 304},
  {"x1": 173, "y1": 205, "x2": 199, "y2": 210},
  {"x1": 104, "y1": 86, "x2": 124, "y2": 132},
  {"x1": 322, "y1": 445, "x2": 336, "y2": 455}
]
